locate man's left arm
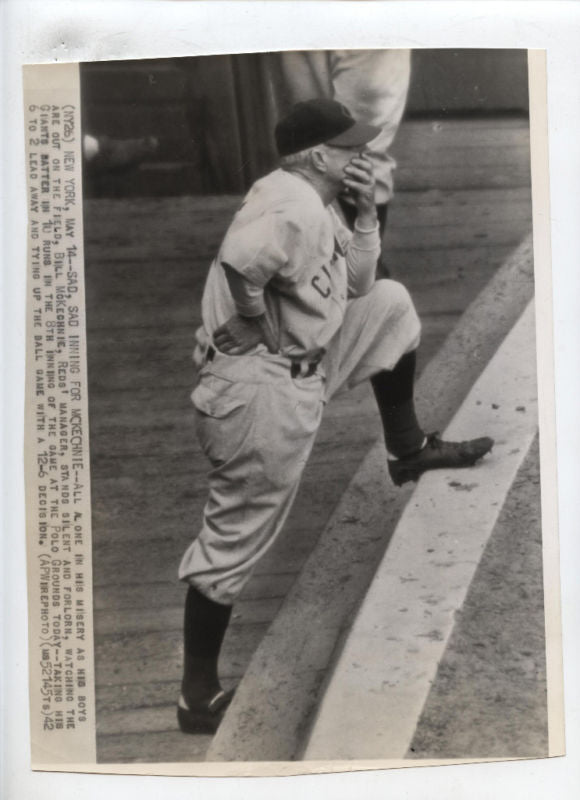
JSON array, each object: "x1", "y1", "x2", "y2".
[{"x1": 342, "y1": 155, "x2": 381, "y2": 296}]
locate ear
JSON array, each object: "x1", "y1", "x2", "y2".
[{"x1": 310, "y1": 146, "x2": 328, "y2": 174}]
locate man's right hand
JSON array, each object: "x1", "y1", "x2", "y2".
[
  {"x1": 342, "y1": 154, "x2": 377, "y2": 229},
  {"x1": 213, "y1": 314, "x2": 277, "y2": 356}
]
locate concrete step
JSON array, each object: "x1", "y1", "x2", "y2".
[
  {"x1": 407, "y1": 435, "x2": 547, "y2": 761},
  {"x1": 303, "y1": 301, "x2": 538, "y2": 761}
]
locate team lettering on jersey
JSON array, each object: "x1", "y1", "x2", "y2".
[{"x1": 310, "y1": 236, "x2": 345, "y2": 299}]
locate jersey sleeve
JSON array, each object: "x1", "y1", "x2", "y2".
[
  {"x1": 221, "y1": 262, "x2": 267, "y2": 317},
  {"x1": 329, "y1": 205, "x2": 379, "y2": 297},
  {"x1": 219, "y1": 204, "x2": 325, "y2": 287},
  {"x1": 346, "y1": 224, "x2": 381, "y2": 297}
]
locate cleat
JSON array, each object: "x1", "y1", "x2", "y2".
[
  {"x1": 177, "y1": 687, "x2": 235, "y2": 735},
  {"x1": 388, "y1": 432, "x2": 494, "y2": 487}
]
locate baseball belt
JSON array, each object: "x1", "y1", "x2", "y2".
[
  {"x1": 289, "y1": 360, "x2": 319, "y2": 379},
  {"x1": 205, "y1": 346, "x2": 319, "y2": 379}
]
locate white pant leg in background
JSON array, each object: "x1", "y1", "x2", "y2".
[
  {"x1": 330, "y1": 50, "x2": 411, "y2": 206},
  {"x1": 269, "y1": 50, "x2": 411, "y2": 205}
]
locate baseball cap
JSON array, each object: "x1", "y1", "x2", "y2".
[{"x1": 275, "y1": 98, "x2": 381, "y2": 157}]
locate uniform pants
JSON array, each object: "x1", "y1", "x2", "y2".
[{"x1": 179, "y1": 280, "x2": 421, "y2": 604}]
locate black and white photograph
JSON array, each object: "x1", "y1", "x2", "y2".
[
  {"x1": 7, "y1": 1, "x2": 580, "y2": 799},
  {"x1": 76, "y1": 48, "x2": 556, "y2": 765}
]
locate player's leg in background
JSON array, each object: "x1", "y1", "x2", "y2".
[
  {"x1": 331, "y1": 50, "x2": 411, "y2": 273},
  {"x1": 266, "y1": 50, "x2": 334, "y2": 114},
  {"x1": 264, "y1": 49, "x2": 410, "y2": 275}
]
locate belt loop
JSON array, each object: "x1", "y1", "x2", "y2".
[{"x1": 290, "y1": 360, "x2": 318, "y2": 379}]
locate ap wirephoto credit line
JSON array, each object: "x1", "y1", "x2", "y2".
[{"x1": 24, "y1": 63, "x2": 97, "y2": 765}]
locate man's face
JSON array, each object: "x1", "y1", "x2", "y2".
[{"x1": 322, "y1": 144, "x2": 367, "y2": 192}]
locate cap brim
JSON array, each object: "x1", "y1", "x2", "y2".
[{"x1": 326, "y1": 121, "x2": 381, "y2": 148}]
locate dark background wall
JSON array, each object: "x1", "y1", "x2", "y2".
[
  {"x1": 81, "y1": 49, "x2": 529, "y2": 197},
  {"x1": 407, "y1": 50, "x2": 529, "y2": 114}
]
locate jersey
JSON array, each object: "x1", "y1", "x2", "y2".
[{"x1": 200, "y1": 169, "x2": 365, "y2": 360}]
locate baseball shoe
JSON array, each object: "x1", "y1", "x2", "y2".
[
  {"x1": 177, "y1": 688, "x2": 235, "y2": 735},
  {"x1": 388, "y1": 432, "x2": 494, "y2": 487}
]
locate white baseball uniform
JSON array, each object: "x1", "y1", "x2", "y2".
[
  {"x1": 179, "y1": 169, "x2": 421, "y2": 604},
  {"x1": 268, "y1": 50, "x2": 412, "y2": 205}
]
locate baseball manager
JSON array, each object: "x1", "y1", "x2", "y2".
[{"x1": 177, "y1": 98, "x2": 494, "y2": 734}]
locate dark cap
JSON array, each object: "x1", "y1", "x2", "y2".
[{"x1": 275, "y1": 98, "x2": 381, "y2": 157}]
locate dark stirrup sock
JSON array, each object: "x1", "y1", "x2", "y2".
[
  {"x1": 370, "y1": 350, "x2": 425, "y2": 459},
  {"x1": 182, "y1": 585, "x2": 232, "y2": 705}
]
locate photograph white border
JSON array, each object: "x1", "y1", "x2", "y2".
[{"x1": 3, "y1": 2, "x2": 580, "y2": 798}]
